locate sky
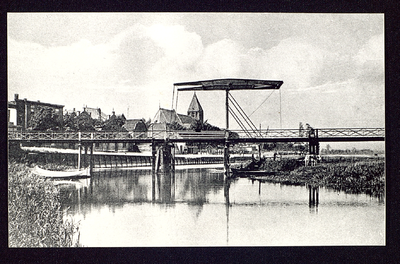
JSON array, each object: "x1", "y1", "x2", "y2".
[{"x1": 7, "y1": 13, "x2": 384, "y2": 150}]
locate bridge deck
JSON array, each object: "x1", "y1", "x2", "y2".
[{"x1": 8, "y1": 128, "x2": 384, "y2": 143}]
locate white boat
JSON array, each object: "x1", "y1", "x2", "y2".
[
  {"x1": 52, "y1": 178, "x2": 91, "y2": 189},
  {"x1": 32, "y1": 166, "x2": 91, "y2": 178}
]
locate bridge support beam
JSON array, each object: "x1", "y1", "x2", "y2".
[
  {"x1": 78, "y1": 143, "x2": 82, "y2": 170},
  {"x1": 90, "y1": 143, "x2": 94, "y2": 172},
  {"x1": 151, "y1": 139, "x2": 156, "y2": 172},
  {"x1": 224, "y1": 132, "x2": 230, "y2": 178},
  {"x1": 308, "y1": 129, "x2": 320, "y2": 155},
  {"x1": 153, "y1": 139, "x2": 175, "y2": 174},
  {"x1": 309, "y1": 140, "x2": 320, "y2": 155}
]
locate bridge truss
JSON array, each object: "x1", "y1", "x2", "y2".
[
  {"x1": 174, "y1": 78, "x2": 283, "y2": 131},
  {"x1": 8, "y1": 128, "x2": 385, "y2": 143}
]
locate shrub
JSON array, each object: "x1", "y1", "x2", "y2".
[{"x1": 8, "y1": 162, "x2": 79, "y2": 247}]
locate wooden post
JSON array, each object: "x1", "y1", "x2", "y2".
[
  {"x1": 155, "y1": 148, "x2": 160, "y2": 173},
  {"x1": 151, "y1": 140, "x2": 156, "y2": 173},
  {"x1": 224, "y1": 131, "x2": 230, "y2": 177},
  {"x1": 226, "y1": 88, "x2": 229, "y2": 129},
  {"x1": 84, "y1": 145, "x2": 88, "y2": 168},
  {"x1": 171, "y1": 143, "x2": 175, "y2": 173},
  {"x1": 152, "y1": 170, "x2": 155, "y2": 202},
  {"x1": 78, "y1": 143, "x2": 82, "y2": 170},
  {"x1": 90, "y1": 143, "x2": 94, "y2": 172}
]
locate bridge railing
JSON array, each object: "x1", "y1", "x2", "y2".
[
  {"x1": 230, "y1": 129, "x2": 305, "y2": 138},
  {"x1": 318, "y1": 128, "x2": 385, "y2": 137},
  {"x1": 229, "y1": 128, "x2": 385, "y2": 138},
  {"x1": 8, "y1": 128, "x2": 385, "y2": 141}
]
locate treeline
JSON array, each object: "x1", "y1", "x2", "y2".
[
  {"x1": 27, "y1": 106, "x2": 145, "y2": 132},
  {"x1": 321, "y1": 148, "x2": 376, "y2": 155},
  {"x1": 27, "y1": 106, "x2": 223, "y2": 132},
  {"x1": 262, "y1": 142, "x2": 307, "y2": 153}
]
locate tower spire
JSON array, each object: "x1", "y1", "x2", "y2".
[{"x1": 188, "y1": 92, "x2": 204, "y2": 123}]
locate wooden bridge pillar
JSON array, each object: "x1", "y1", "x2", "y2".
[
  {"x1": 89, "y1": 143, "x2": 94, "y2": 172},
  {"x1": 224, "y1": 131, "x2": 230, "y2": 177},
  {"x1": 159, "y1": 139, "x2": 174, "y2": 173},
  {"x1": 308, "y1": 129, "x2": 320, "y2": 155},
  {"x1": 151, "y1": 139, "x2": 156, "y2": 172},
  {"x1": 84, "y1": 144, "x2": 88, "y2": 168},
  {"x1": 78, "y1": 143, "x2": 82, "y2": 170}
]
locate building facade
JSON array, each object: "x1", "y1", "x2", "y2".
[{"x1": 8, "y1": 94, "x2": 64, "y2": 131}]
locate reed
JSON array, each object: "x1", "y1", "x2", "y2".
[
  {"x1": 255, "y1": 158, "x2": 384, "y2": 196},
  {"x1": 288, "y1": 160, "x2": 384, "y2": 196},
  {"x1": 8, "y1": 162, "x2": 80, "y2": 247}
]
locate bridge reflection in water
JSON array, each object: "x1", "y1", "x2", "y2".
[
  {"x1": 60, "y1": 168, "x2": 319, "y2": 244},
  {"x1": 58, "y1": 168, "x2": 383, "y2": 246}
]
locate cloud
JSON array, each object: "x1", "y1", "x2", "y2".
[
  {"x1": 354, "y1": 34, "x2": 384, "y2": 84},
  {"x1": 8, "y1": 19, "x2": 384, "y2": 129},
  {"x1": 255, "y1": 38, "x2": 325, "y2": 90},
  {"x1": 147, "y1": 24, "x2": 204, "y2": 82},
  {"x1": 195, "y1": 39, "x2": 244, "y2": 78}
]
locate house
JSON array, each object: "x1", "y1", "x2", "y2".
[
  {"x1": 83, "y1": 106, "x2": 108, "y2": 121},
  {"x1": 8, "y1": 94, "x2": 64, "y2": 131},
  {"x1": 148, "y1": 93, "x2": 210, "y2": 153},
  {"x1": 123, "y1": 119, "x2": 148, "y2": 138}
]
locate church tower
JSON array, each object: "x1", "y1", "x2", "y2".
[{"x1": 187, "y1": 92, "x2": 204, "y2": 123}]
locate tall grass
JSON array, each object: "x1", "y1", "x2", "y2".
[
  {"x1": 8, "y1": 162, "x2": 80, "y2": 247},
  {"x1": 253, "y1": 158, "x2": 385, "y2": 196},
  {"x1": 289, "y1": 161, "x2": 385, "y2": 196}
]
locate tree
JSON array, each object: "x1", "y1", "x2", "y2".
[
  {"x1": 169, "y1": 121, "x2": 186, "y2": 130},
  {"x1": 63, "y1": 112, "x2": 78, "y2": 131},
  {"x1": 75, "y1": 111, "x2": 96, "y2": 131},
  {"x1": 326, "y1": 144, "x2": 331, "y2": 153},
  {"x1": 28, "y1": 107, "x2": 63, "y2": 131},
  {"x1": 299, "y1": 122, "x2": 304, "y2": 137},
  {"x1": 189, "y1": 120, "x2": 221, "y2": 132},
  {"x1": 102, "y1": 114, "x2": 127, "y2": 132},
  {"x1": 145, "y1": 118, "x2": 152, "y2": 129}
]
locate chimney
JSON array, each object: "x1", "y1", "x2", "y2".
[{"x1": 14, "y1": 94, "x2": 19, "y2": 100}]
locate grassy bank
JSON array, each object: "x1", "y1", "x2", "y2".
[
  {"x1": 8, "y1": 162, "x2": 80, "y2": 247},
  {"x1": 253, "y1": 158, "x2": 385, "y2": 197}
]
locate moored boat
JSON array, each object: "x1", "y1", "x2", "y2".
[
  {"x1": 230, "y1": 167, "x2": 276, "y2": 176},
  {"x1": 32, "y1": 166, "x2": 90, "y2": 178}
]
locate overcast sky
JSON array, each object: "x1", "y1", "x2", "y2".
[{"x1": 7, "y1": 13, "x2": 384, "y2": 149}]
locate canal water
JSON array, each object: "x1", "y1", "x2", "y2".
[{"x1": 59, "y1": 167, "x2": 385, "y2": 247}]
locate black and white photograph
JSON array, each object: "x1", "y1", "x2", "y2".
[{"x1": 7, "y1": 13, "x2": 385, "y2": 247}]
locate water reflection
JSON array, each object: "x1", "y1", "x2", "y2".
[
  {"x1": 308, "y1": 185, "x2": 319, "y2": 213},
  {"x1": 58, "y1": 168, "x2": 384, "y2": 246},
  {"x1": 60, "y1": 168, "x2": 226, "y2": 216},
  {"x1": 224, "y1": 177, "x2": 231, "y2": 245}
]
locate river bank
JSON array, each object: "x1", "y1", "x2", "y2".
[
  {"x1": 8, "y1": 162, "x2": 80, "y2": 247},
  {"x1": 247, "y1": 157, "x2": 385, "y2": 197}
]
